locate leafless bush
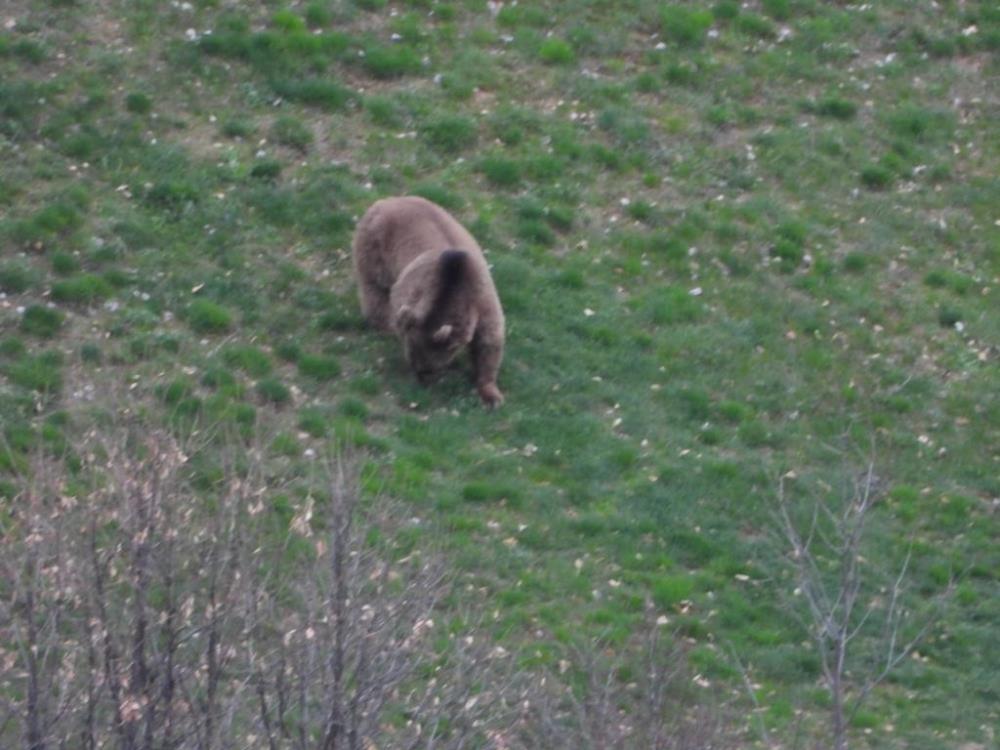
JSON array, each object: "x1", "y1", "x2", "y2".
[
  {"x1": 1, "y1": 419, "x2": 738, "y2": 749},
  {"x1": 0, "y1": 423, "x2": 449, "y2": 749},
  {"x1": 775, "y1": 463, "x2": 954, "y2": 750},
  {"x1": 517, "y1": 621, "x2": 738, "y2": 750},
  {"x1": 244, "y1": 451, "x2": 449, "y2": 750}
]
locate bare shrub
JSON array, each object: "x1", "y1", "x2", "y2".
[
  {"x1": 517, "y1": 621, "x2": 738, "y2": 750},
  {"x1": 0, "y1": 423, "x2": 447, "y2": 749},
  {"x1": 1, "y1": 418, "x2": 738, "y2": 749},
  {"x1": 245, "y1": 451, "x2": 448, "y2": 750},
  {"x1": 775, "y1": 463, "x2": 954, "y2": 750}
]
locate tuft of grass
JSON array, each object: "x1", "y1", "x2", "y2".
[
  {"x1": 411, "y1": 183, "x2": 463, "y2": 211},
  {"x1": 145, "y1": 181, "x2": 200, "y2": 212},
  {"x1": 0, "y1": 263, "x2": 35, "y2": 293},
  {"x1": 813, "y1": 97, "x2": 857, "y2": 120},
  {"x1": 257, "y1": 377, "x2": 291, "y2": 405},
  {"x1": 271, "y1": 116, "x2": 313, "y2": 152},
  {"x1": 761, "y1": 0, "x2": 792, "y2": 21},
  {"x1": 479, "y1": 155, "x2": 522, "y2": 189},
  {"x1": 3, "y1": 351, "x2": 63, "y2": 393},
  {"x1": 21, "y1": 306, "x2": 64, "y2": 338},
  {"x1": 125, "y1": 92, "x2": 152, "y2": 114},
  {"x1": 860, "y1": 164, "x2": 894, "y2": 190},
  {"x1": 298, "y1": 353, "x2": 341, "y2": 381},
  {"x1": 538, "y1": 37, "x2": 574, "y2": 65},
  {"x1": 735, "y1": 12, "x2": 775, "y2": 39},
  {"x1": 250, "y1": 160, "x2": 282, "y2": 180},
  {"x1": 272, "y1": 78, "x2": 353, "y2": 111},
  {"x1": 221, "y1": 118, "x2": 255, "y2": 139},
  {"x1": 937, "y1": 306, "x2": 963, "y2": 328},
  {"x1": 842, "y1": 252, "x2": 869, "y2": 274},
  {"x1": 420, "y1": 114, "x2": 477, "y2": 153},
  {"x1": 362, "y1": 43, "x2": 422, "y2": 79},
  {"x1": 462, "y1": 481, "x2": 521, "y2": 506},
  {"x1": 50, "y1": 274, "x2": 113, "y2": 305},
  {"x1": 304, "y1": 2, "x2": 332, "y2": 28},
  {"x1": 365, "y1": 95, "x2": 407, "y2": 129},
  {"x1": 646, "y1": 287, "x2": 702, "y2": 325},
  {"x1": 660, "y1": 5, "x2": 713, "y2": 47},
  {"x1": 297, "y1": 407, "x2": 328, "y2": 437},
  {"x1": 652, "y1": 574, "x2": 695, "y2": 610},
  {"x1": 187, "y1": 300, "x2": 233, "y2": 335},
  {"x1": 80, "y1": 342, "x2": 102, "y2": 364},
  {"x1": 338, "y1": 397, "x2": 369, "y2": 420},
  {"x1": 50, "y1": 251, "x2": 81, "y2": 275},
  {"x1": 221, "y1": 344, "x2": 273, "y2": 377}
]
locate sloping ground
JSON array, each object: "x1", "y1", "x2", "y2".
[{"x1": 1, "y1": 0, "x2": 997, "y2": 746}]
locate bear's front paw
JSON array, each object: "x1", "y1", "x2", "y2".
[{"x1": 477, "y1": 382, "x2": 504, "y2": 409}]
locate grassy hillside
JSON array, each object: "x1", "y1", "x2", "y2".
[{"x1": 1, "y1": 0, "x2": 998, "y2": 746}]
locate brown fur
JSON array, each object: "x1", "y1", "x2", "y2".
[{"x1": 352, "y1": 196, "x2": 506, "y2": 407}]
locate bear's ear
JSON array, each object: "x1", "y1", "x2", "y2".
[
  {"x1": 395, "y1": 305, "x2": 418, "y2": 331},
  {"x1": 431, "y1": 324, "x2": 453, "y2": 344}
]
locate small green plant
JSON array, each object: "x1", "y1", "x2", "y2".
[
  {"x1": 221, "y1": 344, "x2": 273, "y2": 377},
  {"x1": 652, "y1": 574, "x2": 695, "y2": 609},
  {"x1": 0, "y1": 263, "x2": 34, "y2": 293},
  {"x1": 201, "y1": 367, "x2": 237, "y2": 390},
  {"x1": 159, "y1": 377, "x2": 195, "y2": 406},
  {"x1": 771, "y1": 239, "x2": 804, "y2": 272},
  {"x1": 814, "y1": 97, "x2": 857, "y2": 120},
  {"x1": 660, "y1": 5, "x2": 713, "y2": 46},
  {"x1": 272, "y1": 9, "x2": 306, "y2": 33},
  {"x1": 250, "y1": 160, "x2": 282, "y2": 180},
  {"x1": 51, "y1": 274, "x2": 113, "y2": 305},
  {"x1": 648, "y1": 287, "x2": 701, "y2": 325},
  {"x1": 538, "y1": 37, "x2": 574, "y2": 65},
  {"x1": 304, "y1": 2, "x2": 332, "y2": 27},
  {"x1": 4, "y1": 351, "x2": 63, "y2": 393},
  {"x1": 761, "y1": 0, "x2": 791, "y2": 21},
  {"x1": 50, "y1": 251, "x2": 80, "y2": 275},
  {"x1": 12, "y1": 39, "x2": 47, "y2": 64},
  {"x1": 80, "y1": 342, "x2": 102, "y2": 364},
  {"x1": 187, "y1": 300, "x2": 233, "y2": 334},
  {"x1": 365, "y1": 95, "x2": 406, "y2": 128},
  {"x1": 338, "y1": 397, "x2": 369, "y2": 420},
  {"x1": 462, "y1": 481, "x2": 521, "y2": 505},
  {"x1": 221, "y1": 118, "x2": 255, "y2": 138},
  {"x1": 145, "y1": 181, "x2": 200, "y2": 212},
  {"x1": 21, "y1": 305, "x2": 63, "y2": 338},
  {"x1": 420, "y1": 114, "x2": 477, "y2": 153},
  {"x1": 712, "y1": 0, "x2": 740, "y2": 21},
  {"x1": 842, "y1": 252, "x2": 869, "y2": 273},
  {"x1": 626, "y1": 200, "x2": 655, "y2": 223},
  {"x1": 272, "y1": 116, "x2": 313, "y2": 152},
  {"x1": 0, "y1": 337, "x2": 26, "y2": 359},
  {"x1": 272, "y1": 78, "x2": 353, "y2": 111},
  {"x1": 479, "y1": 155, "x2": 521, "y2": 189},
  {"x1": 298, "y1": 407, "x2": 329, "y2": 437},
  {"x1": 257, "y1": 377, "x2": 291, "y2": 405},
  {"x1": 937, "y1": 306, "x2": 963, "y2": 328},
  {"x1": 298, "y1": 353, "x2": 341, "y2": 381},
  {"x1": 735, "y1": 12, "x2": 775, "y2": 39},
  {"x1": 887, "y1": 105, "x2": 953, "y2": 143},
  {"x1": 125, "y1": 92, "x2": 152, "y2": 114},
  {"x1": 411, "y1": 183, "x2": 463, "y2": 210},
  {"x1": 362, "y1": 43, "x2": 422, "y2": 79},
  {"x1": 860, "y1": 164, "x2": 894, "y2": 190}
]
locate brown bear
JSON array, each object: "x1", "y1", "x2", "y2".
[{"x1": 352, "y1": 196, "x2": 506, "y2": 407}]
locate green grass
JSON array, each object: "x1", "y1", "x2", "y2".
[
  {"x1": 1, "y1": 1, "x2": 998, "y2": 747},
  {"x1": 20, "y1": 306, "x2": 64, "y2": 338},
  {"x1": 187, "y1": 300, "x2": 234, "y2": 334}
]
